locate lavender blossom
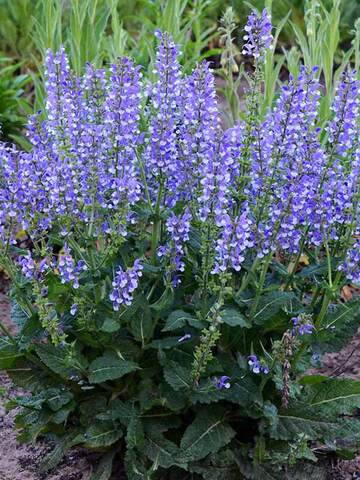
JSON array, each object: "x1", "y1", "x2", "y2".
[
  {"x1": 212, "y1": 205, "x2": 253, "y2": 274},
  {"x1": 248, "y1": 355, "x2": 269, "y2": 374},
  {"x1": 291, "y1": 315, "x2": 315, "y2": 336},
  {"x1": 58, "y1": 245, "x2": 87, "y2": 289},
  {"x1": 70, "y1": 304, "x2": 78, "y2": 316},
  {"x1": 242, "y1": 9, "x2": 273, "y2": 60},
  {"x1": 178, "y1": 333, "x2": 192, "y2": 343},
  {"x1": 158, "y1": 210, "x2": 191, "y2": 285},
  {"x1": 144, "y1": 31, "x2": 183, "y2": 206},
  {"x1": 340, "y1": 238, "x2": 360, "y2": 284},
  {"x1": 212, "y1": 375, "x2": 231, "y2": 390},
  {"x1": 109, "y1": 259, "x2": 143, "y2": 311},
  {"x1": 18, "y1": 253, "x2": 36, "y2": 280}
]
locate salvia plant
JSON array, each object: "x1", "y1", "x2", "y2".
[{"x1": 0, "y1": 9, "x2": 360, "y2": 480}]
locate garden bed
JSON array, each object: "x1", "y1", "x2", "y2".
[{"x1": 1, "y1": 274, "x2": 359, "y2": 479}]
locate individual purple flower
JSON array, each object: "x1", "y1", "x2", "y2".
[
  {"x1": 70, "y1": 304, "x2": 78, "y2": 316},
  {"x1": 212, "y1": 375, "x2": 231, "y2": 390},
  {"x1": 178, "y1": 333, "x2": 192, "y2": 343},
  {"x1": 248, "y1": 355, "x2": 269, "y2": 374},
  {"x1": 58, "y1": 245, "x2": 87, "y2": 289},
  {"x1": 242, "y1": 9, "x2": 273, "y2": 60},
  {"x1": 109, "y1": 259, "x2": 143, "y2": 311}
]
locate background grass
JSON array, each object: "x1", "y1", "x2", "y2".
[{"x1": 0, "y1": 0, "x2": 359, "y2": 143}]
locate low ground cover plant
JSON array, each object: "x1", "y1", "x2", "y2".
[{"x1": 0, "y1": 9, "x2": 360, "y2": 479}]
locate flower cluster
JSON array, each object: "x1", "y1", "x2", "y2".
[
  {"x1": 212, "y1": 206, "x2": 253, "y2": 274},
  {"x1": 340, "y1": 238, "x2": 360, "y2": 285},
  {"x1": 58, "y1": 245, "x2": 87, "y2": 289},
  {"x1": 242, "y1": 8, "x2": 273, "y2": 59},
  {"x1": 158, "y1": 211, "x2": 191, "y2": 285},
  {"x1": 291, "y1": 315, "x2": 315, "y2": 336},
  {"x1": 109, "y1": 260, "x2": 143, "y2": 311},
  {"x1": 248, "y1": 355, "x2": 269, "y2": 374},
  {"x1": 0, "y1": 18, "x2": 359, "y2": 313},
  {"x1": 212, "y1": 375, "x2": 231, "y2": 390}
]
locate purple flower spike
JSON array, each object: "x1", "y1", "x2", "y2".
[
  {"x1": 109, "y1": 259, "x2": 143, "y2": 311},
  {"x1": 212, "y1": 375, "x2": 231, "y2": 390},
  {"x1": 242, "y1": 9, "x2": 273, "y2": 60},
  {"x1": 158, "y1": 210, "x2": 191, "y2": 284},
  {"x1": 339, "y1": 238, "x2": 360, "y2": 285},
  {"x1": 58, "y1": 244, "x2": 87, "y2": 289},
  {"x1": 18, "y1": 253, "x2": 36, "y2": 280}
]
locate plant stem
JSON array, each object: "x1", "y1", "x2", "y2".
[
  {"x1": 151, "y1": 180, "x2": 164, "y2": 263},
  {"x1": 250, "y1": 253, "x2": 272, "y2": 318},
  {"x1": 315, "y1": 270, "x2": 342, "y2": 327}
]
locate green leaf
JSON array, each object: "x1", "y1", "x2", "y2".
[
  {"x1": 163, "y1": 360, "x2": 191, "y2": 391},
  {"x1": 126, "y1": 413, "x2": 144, "y2": 450},
  {"x1": 221, "y1": 307, "x2": 250, "y2": 328},
  {"x1": 150, "y1": 287, "x2": 174, "y2": 312},
  {"x1": 90, "y1": 451, "x2": 116, "y2": 480},
  {"x1": 40, "y1": 430, "x2": 83, "y2": 472},
  {"x1": 11, "y1": 300, "x2": 29, "y2": 328},
  {"x1": 162, "y1": 309, "x2": 202, "y2": 331},
  {"x1": 305, "y1": 377, "x2": 360, "y2": 416},
  {"x1": 144, "y1": 432, "x2": 182, "y2": 469},
  {"x1": 189, "y1": 449, "x2": 240, "y2": 480},
  {"x1": 312, "y1": 299, "x2": 360, "y2": 354},
  {"x1": 46, "y1": 388, "x2": 73, "y2": 411},
  {"x1": 253, "y1": 292, "x2": 302, "y2": 325},
  {"x1": 0, "y1": 337, "x2": 22, "y2": 369},
  {"x1": 35, "y1": 344, "x2": 71, "y2": 377},
  {"x1": 88, "y1": 352, "x2": 138, "y2": 384},
  {"x1": 130, "y1": 301, "x2": 154, "y2": 344},
  {"x1": 85, "y1": 421, "x2": 122, "y2": 448},
  {"x1": 100, "y1": 318, "x2": 120, "y2": 333},
  {"x1": 180, "y1": 408, "x2": 236, "y2": 462}
]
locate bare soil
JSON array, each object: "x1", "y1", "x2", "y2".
[{"x1": 0, "y1": 275, "x2": 360, "y2": 479}]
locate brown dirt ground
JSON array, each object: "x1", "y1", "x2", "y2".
[{"x1": 1, "y1": 274, "x2": 360, "y2": 479}]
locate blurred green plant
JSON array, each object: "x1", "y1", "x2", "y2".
[{"x1": 0, "y1": 58, "x2": 31, "y2": 145}]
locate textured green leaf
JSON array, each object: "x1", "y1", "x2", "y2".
[
  {"x1": 163, "y1": 309, "x2": 194, "y2": 331},
  {"x1": 40, "y1": 430, "x2": 83, "y2": 472},
  {"x1": 144, "y1": 432, "x2": 182, "y2": 469},
  {"x1": 46, "y1": 388, "x2": 73, "y2": 411},
  {"x1": 0, "y1": 338, "x2": 22, "y2": 368},
  {"x1": 253, "y1": 292, "x2": 302, "y2": 325},
  {"x1": 100, "y1": 318, "x2": 120, "y2": 333},
  {"x1": 126, "y1": 409, "x2": 144, "y2": 450},
  {"x1": 130, "y1": 301, "x2": 154, "y2": 344},
  {"x1": 305, "y1": 377, "x2": 360, "y2": 416},
  {"x1": 35, "y1": 344, "x2": 71, "y2": 377},
  {"x1": 189, "y1": 448, "x2": 239, "y2": 480},
  {"x1": 85, "y1": 421, "x2": 122, "y2": 447},
  {"x1": 90, "y1": 451, "x2": 116, "y2": 480},
  {"x1": 11, "y1": 300, "x2": 29, "y2": 328},
  {"x1": 180, "y1": 408, "x2": 236, "y2": 462},
  {"x1": 163, "y1": 360, "x2": 191, "y2": 391},
  {"x1": 221, "y1": 307, "x2": 250, "y2": 328},
  {"x1": 88, "y1": 353, "x2": 138, "y2": 384},
  {"x1": 312, "y1": 299, "x2": 360, "y2": 354}
]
